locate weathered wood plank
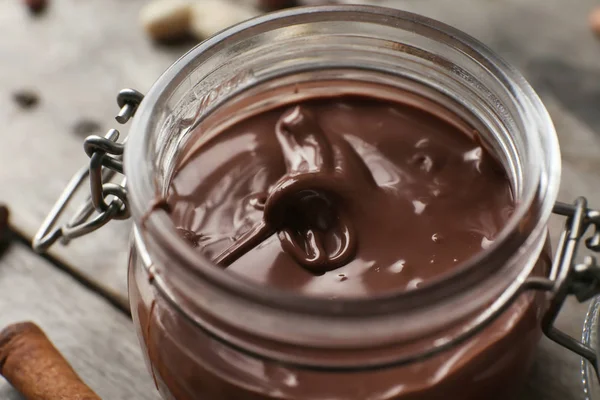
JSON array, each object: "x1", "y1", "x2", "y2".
[
  {"x1": 0, "y1": 0, "x2": 191, "y2": 307},
  {"x1": 1, "y1": 0, "x2": 600, "y2": 398},
  {"x1": 0, "y1": 242, "x2": 160, "y2": 400}
]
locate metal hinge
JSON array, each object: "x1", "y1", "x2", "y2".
[
  {"x1": 541, "y1": 198, "x2": 600, "y2": 377},
  {"x1": 32, "y1": 88, "x2": 144, "y2": 253}
]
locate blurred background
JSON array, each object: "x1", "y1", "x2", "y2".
[{"x1": 1, "y1": 0, "x2": 600, "y2": 399}]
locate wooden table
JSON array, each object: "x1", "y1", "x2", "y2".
[{"x1": 1, "y1": 0, "x2": 599, "y2": 398}]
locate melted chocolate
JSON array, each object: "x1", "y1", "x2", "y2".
[
  {"x1": 130, "y1": 86, "x2": 549, "y2": 400},
  {"x1": 167, "y1": 94, "x2": 514, "y2": 297},
  {"x1": 215, "y1": 105, "x2": 360, "y2": 271}
]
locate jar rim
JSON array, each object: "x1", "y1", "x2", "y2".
[{"x1": 125, "y1": 4, "x2": 561, "y2": 316}]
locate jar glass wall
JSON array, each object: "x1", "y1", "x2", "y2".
[
  {"x1": 129, "y1": 235, "x2": 551, "y2": 400},
  {"x1": 583, "y1": 297, "x2": 600, "y2": 400},
  {"x1": 124, "y1": 5, "x2": 561, "y2": 400}
]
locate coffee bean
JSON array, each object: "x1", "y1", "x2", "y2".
[
  {"x1": 12, "y1": 90, "x2": 39, "y2": 110},
  {"x1": 23, "y1": 0, "x2": 48, "y2": 15}
]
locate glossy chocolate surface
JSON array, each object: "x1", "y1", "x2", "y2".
[
  {"x1": 131, "y1": 84, "x2": 547, "y2": 400},
  {"x1": 167, "y1": 93, "x2": 514, "y2": 297}
]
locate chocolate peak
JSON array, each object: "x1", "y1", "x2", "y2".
[
  {"x1": 170, "y1": 91, "x2": 514, "y2": 297},
  {"x1": 215, "y1": 106, "x2": 375, "y2": 272}
]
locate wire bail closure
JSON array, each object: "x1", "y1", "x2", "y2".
[
  {"x1": 30, "y1": 88, "x2": 600, "y2": 376},
  {"x1": 32, "y1": 88, "x2": 144, "y2": 253},
  {"x1": 544, "y1": 198, "x2": 600, "y2": 378}
]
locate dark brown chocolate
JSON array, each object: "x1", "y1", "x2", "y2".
[
  {"x1": 167, "y1": 93, "x2": 514, "y2": 297},
  {"x1": 131, "y1": 84, "x2": 549, "y2": 400}
]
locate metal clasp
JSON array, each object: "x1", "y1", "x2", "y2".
[
  {"x1": 32, "y1": 88, "x2": 144, "y2": 253},
  {"x1": 543, "y1": 197, "x2": 600, "y2": 377}
]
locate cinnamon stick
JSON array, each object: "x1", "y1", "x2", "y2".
[{"x1": 0, "y1": 322, "x2": 101, "y2": 400}]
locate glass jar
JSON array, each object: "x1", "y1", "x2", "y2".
[
  {"x1": 128, "y1": 5, "x2": 558, "y2": 400},
  {"x1": 33, "y1": 5, "x2": 600, "y2": 400}
]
